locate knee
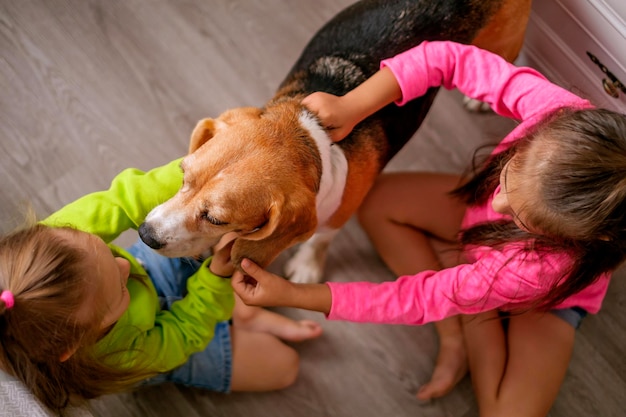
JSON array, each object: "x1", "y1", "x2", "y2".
[{"x1": 274, "y1": 347, "x2": 300, "y2": 390}]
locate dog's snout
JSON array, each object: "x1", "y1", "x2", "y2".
[{"x1": 138, "y1": 222, "x2": 166, "y2": 250}]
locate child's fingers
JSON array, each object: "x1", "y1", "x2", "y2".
[
  {"x1": 231, "y1": 271, "x2": 257, "y2": 303},
  {"x1": 232, "y1": 268, "x2": 278, "y2": 307},
  {"x1": 302, "y1": 93, "x2": 335, "y2": 120},
  {"x1": 218, "y1": 239, "x2": 235, "y2": 258},
  {"x1": 240, "y1": 258, "x2": 269, "y2": 281},
  {"x1": 231, "y1": 270, "x2": 255, "y2": 289},
  {"x1": 230, "y1": 271, "x2": 245, "y2": 291}
]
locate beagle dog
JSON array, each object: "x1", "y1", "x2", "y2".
[{"x1": 138, "y1": 0, "x2": 531, "y2": 283}]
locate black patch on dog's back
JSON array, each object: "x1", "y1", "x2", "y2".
[{"x1": 280, "y1": 0, "x2": 503, "y2": 165}]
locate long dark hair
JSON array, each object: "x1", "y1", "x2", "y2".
[{"x1": 452, "y1": 107, "x2": 626, "y2": 309}]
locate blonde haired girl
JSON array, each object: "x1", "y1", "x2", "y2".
[{"x1": 0, "y1": 159, "x2": 321, "y2": 412}]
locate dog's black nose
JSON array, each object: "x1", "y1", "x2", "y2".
[{"x1": 138, "y1": 222, "x2": 165, "y2": 250}]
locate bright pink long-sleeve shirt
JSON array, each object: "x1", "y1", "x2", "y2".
[{"x1": 327, "y1": 41, "x2": 610, "y2": 325}]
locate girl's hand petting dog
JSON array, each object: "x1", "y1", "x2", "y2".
[
  {"x1": 232, "y1": 259, "x2": 332, "y2": 314},
  {"x1": 302, "y1": 92, "x2": 359, "y2": 142},
  {"x1": 302, "y1": 68, "x2": 403, "y2": 143}
]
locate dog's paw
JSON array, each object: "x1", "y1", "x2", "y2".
[
  {"x1": 285, "y1": 251, "x2": 323, "y2": 284},
  {"x1": 284, "y1": 229, "x2": 336, "y2": 284},
  {"x1": 462, "y1": 95, "x2": 492, "y2": 113},
  {"x1": 284, "y1": 239, "x2": 326, "y2": 284}
]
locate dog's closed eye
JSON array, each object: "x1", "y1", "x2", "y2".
[{"x1": 202, "y1": 211, "x2": 228, "y2": 226}]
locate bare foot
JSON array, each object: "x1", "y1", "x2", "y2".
[
  {"x1": 416, "y1": 336, "x2": 468, "y2": 401},
  {"x1": 233, "y1": 297, "x2": 323, "y2": 342},
  {"x1": 270, "y1": 318, "x2": 323, "y2": 342}
]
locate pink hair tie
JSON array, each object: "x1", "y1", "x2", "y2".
[{"x1": 1, "y1": 290, "x2": 14, "y2": 310}]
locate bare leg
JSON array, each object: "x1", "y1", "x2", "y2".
[
  {"x1": 229, "y1": 296, "x2": 323, "y2": 391},
  {"x1": 358, "y1": 172, "x2": 468, "y2": 400},
  {"x1": 463, "y1": 311, "x2": 575, "y2": 417},
  {"x1": 416, "y1": 316, "x2": 467, "y2": 400},
  {"x1": 230, "y1": 326, "x2": 300, "y2": 391},
  {"x1": 232, "y1": 294, "x2": 323, "y2": 342}
]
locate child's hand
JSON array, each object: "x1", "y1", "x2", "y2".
[
  {"x1": 303, "y1": 68, "x2": 402, "y2": 143},
  {"x1": 209, "y1": 240, "x2": 235, "y2": 277},
  {"x1": 233, "y1": 258, "x2": 332, "y2": 314},
  {"x1": 232, "y1": 259, "x2": 294, "y2": 307},
  {"x1": 302, "y1": 92, "x2": 358, "y2": 142}
]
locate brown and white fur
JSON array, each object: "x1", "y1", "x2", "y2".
[
  {"x1": 465, "y1": 0, "x2": 533, "y2": 111},
  {"x1": 138, "y1": 0, "x2": 532, "y2": 283}
]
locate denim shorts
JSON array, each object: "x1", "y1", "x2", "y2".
[
  {"x1": 127, "y1": 239, "x2": 233, "y2": 393},
  {"x1": 551, "y1": 307, "x2": 587, "y2": 329},
  {"x1": 499, "y1": 307, "x2": 587, "y2": 330}
]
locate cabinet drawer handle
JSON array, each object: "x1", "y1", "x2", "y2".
[{"x1": 587, "y1": 51, "x2": 625, "y2": 98}]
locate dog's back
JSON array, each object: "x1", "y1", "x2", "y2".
[{"x1": 278, "y1": 0, "x2": 504, "y2": 163}]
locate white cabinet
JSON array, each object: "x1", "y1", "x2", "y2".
[{"x1": 521, "y1": 0, "x2": 625, "y2": 112}]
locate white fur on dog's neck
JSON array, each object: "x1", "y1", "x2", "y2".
[{"x1": 299, "y1": 110, "x2": 348, "y2": 227}]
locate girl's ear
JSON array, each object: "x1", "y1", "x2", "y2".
[{"x1": 59, "y1": 345, "x2": 79, "y2": 362}]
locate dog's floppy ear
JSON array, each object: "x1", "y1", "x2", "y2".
[
  {"x1": 189, "y1": 118, "x2": 217, "y2": 154},
  {"x1": 189, "y1": 108, "x2": 261, "y2": 154},
  {"x1": 231, "y1": 192, "x2": 317, "y2": 269}
]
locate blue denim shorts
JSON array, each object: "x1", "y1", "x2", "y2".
[
  {"x1": 499, "y1": 307, "x2": 587, "y2": 330},
  {"x1": 551, "y1": 307, "x2": 587, "y2": 329},
  {"x1": 127, "y1": 239, "x2": 232, "y2": 392}
]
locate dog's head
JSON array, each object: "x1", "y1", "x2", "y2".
[{"x1": 139, "y1": 104, "x2": 320, "y2": 268}]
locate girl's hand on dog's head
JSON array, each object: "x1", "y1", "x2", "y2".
[{"x1": 302, "y1": 92, "x2": 357, "y2": 142}]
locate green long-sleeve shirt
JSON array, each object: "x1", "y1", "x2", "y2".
[{"x1": 43, "y1": 158, "x2": 234, "y2": 372}]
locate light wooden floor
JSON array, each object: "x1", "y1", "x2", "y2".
[{"x1": 1, "y1": 1, "x2": 625, "y2": 416}]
